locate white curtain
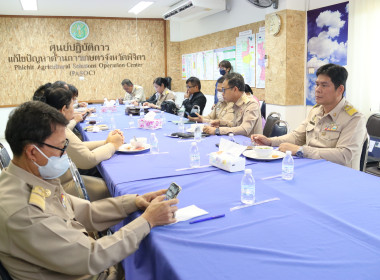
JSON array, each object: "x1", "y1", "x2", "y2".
[{"x1": 347, "y1": 0, "x2": 380, "y2": 117}]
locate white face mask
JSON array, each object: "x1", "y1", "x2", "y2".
[
  {"x1": 217, "y1": 92, "x2": 224, "y2": 102},
  {"x1": 33, "y1": 145, "x2": 70, "y2": 179}
]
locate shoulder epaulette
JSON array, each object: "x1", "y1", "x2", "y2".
[{"x1": 344, "y1": 105, "x2": 357, "y2": 116}]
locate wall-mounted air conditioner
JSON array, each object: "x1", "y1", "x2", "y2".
[{"x1": 163, "y1": 0, "x2": 226, "y2": 21}]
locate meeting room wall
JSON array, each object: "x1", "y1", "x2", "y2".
[
  {"x1": 166, "y1": 20, "x2": 266, "y2": 100},
  {"x1": 0, "y1": 16, "x2": 167, "y2": 107}
]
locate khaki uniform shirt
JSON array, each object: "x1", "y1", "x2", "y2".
[
  {"x1": 203, "y1": 101, "x2": 234, "y2": 123},
  {"x1": 219, "y1": 94, "x2": 263, "y2": 137},
  {"x1": 0, "y1": 163, "x2": 150, "y2": 280},
  {"x1": 66, "y1": 128, "x2": 116, "y2": 170},
  {"x1": 67, "y1": 119, "x2": 77, "y2": 131},
  {"x1": 156, "y1": 88, "x2": 176, "y2": 107},
  {"x1": 123, "y1": 85, "x2": 145, "y2": 103},
  {"x1": 270, "y1": 98, "x2": 367, "y2": 170}
]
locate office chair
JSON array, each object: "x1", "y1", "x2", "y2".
[
  {"x1": 270, "y1": 120, "x2": 288, "y2": 137},
  {"x1": 364, "y1": 114, "x2": 380, "y2": 176},
  {"x1": 263, "y1": 112, "x2": 281, "y2": 137},
  {"x1": 0, "y1": 261, "x2": 13, "y2": 280},
  {"x1": 68, "y1": 158, "x2": 90, "y2": 201},
  {"x1": 260, "y1": 100, "x2": 266, "y2": 120},
  {"x1": 0, "y1": 143, "x2": 11, "y2": 170},
  {"x1": 360, "y1": 135, "x2": 369, "y2": 172}
]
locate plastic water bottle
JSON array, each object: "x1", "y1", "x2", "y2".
[
  {"x1": 115, "y1": 98, "x2": 119, "y2": 106},
  {"x1": 194, "y1": 123, "x2": 202, "y2": 142},
  {"x1": 110, "y1": 115, "x2": 116, "y2": 130},
  {"x1": 178, "y1": 117, "x2": 185, "y2": 133},
  {"x1": 161, "y1": 111, "x2": 166, "y2": 125},
  {"x1": 241, "y1": 169, "x2": 255, "y2": 204},
  {"x1": 150, "y1": 133, "x2": 159, "y2": 154},
  {"x1": 178, "y1": 106, "x2": 185, "y2": 117},
  {"x1": 228, "y1": 133, "x2": 236, "y2": 143},
  {"x1": 128, "y1": 114, "x2": 135, "y2": 128},
  {"x1": 190, "y1": 142, "x2": 200, "y2": 168},
  {"x1": 140, "y1": 107, "x2": 145, "y2": 119},
  {"x1": 282, "y1": 151, "x2": 294, "y2": 180}
]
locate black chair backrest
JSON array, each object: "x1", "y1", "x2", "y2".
[
  {"x1": 270, "y1": 120, "x2": 288, "y2": 137},
  {"x1": 360, "y1": 135, "x2": 369, "y2": 172},
  {"x1": 366, "y1": 113, "x2": 380, "y2": 137},
  {"x1": 0, "y1": 143, "x2": 11, "y2": 170},
  {"x1": 0, "y1": 261, "x2": 13, "y2": 280},
  {"x1": 263, "y1": 112, "x2": 281, "y2": 137},
  {"x1": 261, "y1": 101, "x2": 266, "y2": 120}
]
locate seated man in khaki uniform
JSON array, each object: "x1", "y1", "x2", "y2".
[
  {"x1": 203, "y1": 72, "x2": 262, "y2": 137},
  {"x1": 0, "y1": 101, "x2": 178, "y2": 280},
  {"x1": 252, "y1": 64, "x2": 366, "y2": 170},
  {"x1": 121, "y1": 79, "x2": 145, "y2": 106},
  {"x1": 188, "y1": 76, "x2": 234, "y2": 124}
]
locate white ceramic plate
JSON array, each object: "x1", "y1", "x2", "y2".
[
  {"x1": 243, "y1": 150, "x2": 285, "y2": 161},
  {"x1": 117, "y1": 143, "x2": 151, "y2": 153}
]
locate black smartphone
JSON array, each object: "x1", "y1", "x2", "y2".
[
  {"x1": 81, "y1": 112, "x2": 90, "y2": 122},
  {"x1": 165, "y1": 182, "x2": 182, "y2": 200}
]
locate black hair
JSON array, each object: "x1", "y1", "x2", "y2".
[
  {"x1": 217, "y1": 76, "x2": 225, "y2": 84},
  {"x1": 121, "y1": 79, "x2": 133, "y2": 86},
  {"x1": 43, "y1": 87, "x2": 73, "y2": 111},
  {"x1": 68, "y1": 84, "x2": 78, "y2": 98},
  {"x1": 33, "y1": 83, "x2": 52, "y2": 102},
  {"x1": 186, "y1": 77, "x2": 201, "y2": 90},
  {"x1": 153, "y1": 77, "x2": 168, "y2": 88},
  {"x1": 244, "y1": 84, "x2": 253, "y2": 95},
  {"x1": 316, "y1": 64, "x2": 348, "y2": 92},
  {"x1": 225, "y1": 72, "x2": 245, "y2": 91},
  {"x1": 5, "y1": 101, "x2": 68, "y2": 157},
  {"x1": 50, "y1": 81, "x2": 68, "y2": 90},
  {"x1": 219, "y1": 60, "x2": 233, "y2": 72}
]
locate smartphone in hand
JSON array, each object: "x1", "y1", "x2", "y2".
[{"x1": 165, "y1": 182, "x2": 182, "y2": 200}]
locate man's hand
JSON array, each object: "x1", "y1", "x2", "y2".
[
  {"x1": 188, "y1": 113, "x2": 203, "y2": 123},
  {"x1": 135, "y1": 189, "x2": 167, "y2": 210},
  {"x1": 143, "y1": 102, "x2": 149, "y2": 106},
  {"x1": 73, "y1": 113, "x2": 83, "y2": 123},
  {"x1": 106, "y1": 130, "x2": 124, "y2": 149},
  {"x1": 79, "y1": 102, "x2": 88, "y2": 107},
  {"x1": 203, "y1": 126, "x2": 216, "y2": 135},
  {"x1": 251, "y1": 134, "x2": 272, "y2": 146},
  {"x1": 210, "y1": 120, "x2": 220, "y2": 127},
  {"x1": 141, "y1": 196, "x2": 179, "y2": 228},
  {"x1": 278, "y1": 143, "x2": 299, "y2": 155},
  {"x1": 132, "y1": 101, "x2": 139, "y2": 106}
]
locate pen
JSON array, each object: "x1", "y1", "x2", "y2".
[{"x1": 189, "y1": 214, "x2": 225, "y2": 224}]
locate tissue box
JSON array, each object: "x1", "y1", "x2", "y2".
[
  {"x1": 138, "y1": 119, "x2": 163, "y2": 130},
  {"x1": 209, "y1": 151, "x2": 246, "y2": 172}
]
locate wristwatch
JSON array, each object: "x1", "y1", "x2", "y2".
[
  {"x1": 295, "y1": 146, "x2": 304, "y2": 158},
  {"x1": 215, "y1": 128, "x2": 220, "y2": 135}
]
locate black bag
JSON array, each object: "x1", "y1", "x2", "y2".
[{"x1": 161, "y1": 100, "x2": 178, "y2": 115}]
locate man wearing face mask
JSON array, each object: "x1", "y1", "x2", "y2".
[
  {"x1": 188, "y1": 76, "x2": 234, "y2": 124},
  {"x1": 0, "y1": 101, "x2": 179, "y2": 279}
]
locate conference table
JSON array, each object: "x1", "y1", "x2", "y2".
[{"x1": 78, "y1": 105, "x2": 380, "y2": 280}]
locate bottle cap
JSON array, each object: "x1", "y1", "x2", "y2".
[
  {"x1": 191, "y1": 142, "x2": 197, "y2": 146},
  {"x1": 151, "y1": 132, "x2": 155, "y2": 136},
  {"x1": 245, "y1": 169, "x2": 252, "y2": 174},
  {"x1": 286, "y1": 151, "x2": 291, "y2": 155}
]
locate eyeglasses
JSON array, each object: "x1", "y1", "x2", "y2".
[
  {"x1": 40, "y1": 138, "x2": 69, "y2": 157},
  {"x1": 186, "y1": 85, "x2": 196, "y2": 89},
  {"x1": 221, "y1": 87, "x2": 234, "y2": 93}
]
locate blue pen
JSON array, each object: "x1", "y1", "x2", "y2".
[{"x1": 189, "y1": 214, "x2": 225, "y2": 224}]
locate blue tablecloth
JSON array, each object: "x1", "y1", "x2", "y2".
[
  {"x1": 118, "y1": 160, "x2": 380, "y2": 280},
  {"x1": 79, "y1": 105, "x2": 380, "y2": 280},
  {"x1": 78, "y1": 105, "x2": 257, "y2": 195}
]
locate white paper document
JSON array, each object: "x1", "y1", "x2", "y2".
[
  {"x1": 219, "y1": 138, "x2": 247, "y2": 157},
  {"x1": 175, "y1": 205, "x2": 208, "y2": 222}
]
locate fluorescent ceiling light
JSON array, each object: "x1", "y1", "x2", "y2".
[
  {"x1": 128, "y1": 1, "x2": 154, "y2": 15},
  {"x1": 20, "y1": 0, "x2": 37, "y2": 10}
]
